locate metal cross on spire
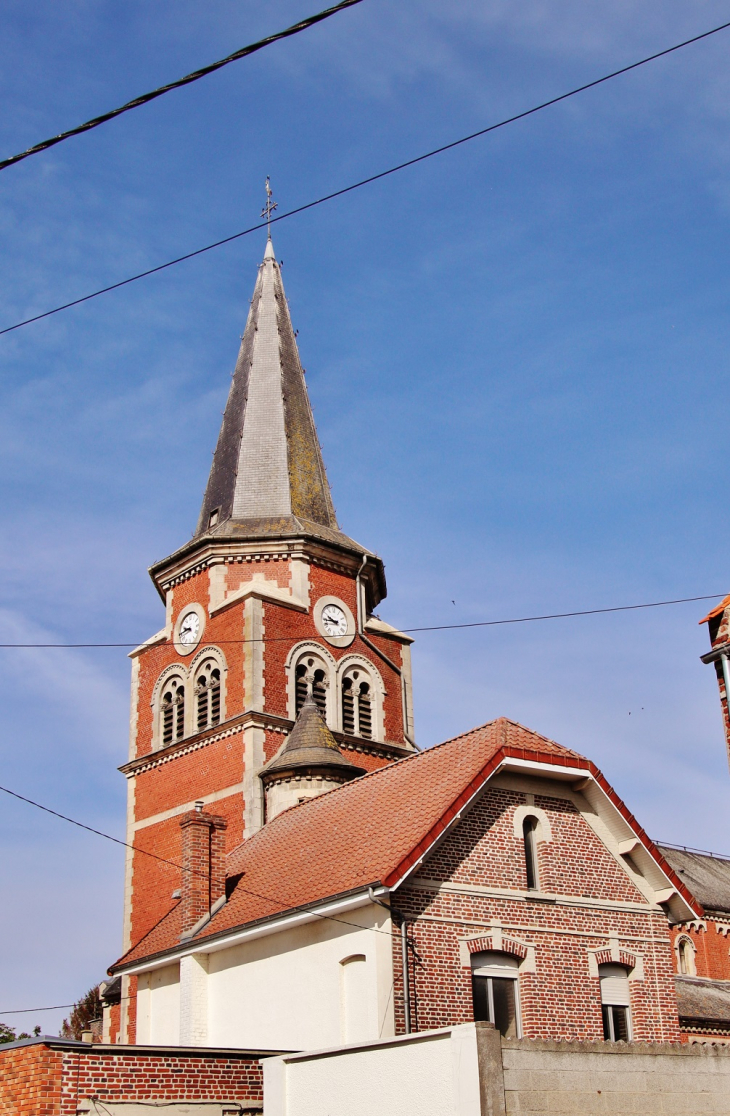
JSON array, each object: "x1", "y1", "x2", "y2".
[{"x1": 261, "y1": 177, "x2": 278, "y2": 238}]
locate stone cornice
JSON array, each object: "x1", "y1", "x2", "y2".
[
  {"x1": 120, "y1": 710, "x2": 412, "y2": 777},
  {"x1": 148, "y1": 534, "x2": 384, "y2": 604}
]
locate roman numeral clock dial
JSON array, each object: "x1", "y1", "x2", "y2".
[{"x1": 321, "y1": 604, "x2": 347, "y2": 637}]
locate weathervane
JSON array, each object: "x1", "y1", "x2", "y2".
[{"x1": 261, "y1": 177, "x2": 277, "y2": 238}]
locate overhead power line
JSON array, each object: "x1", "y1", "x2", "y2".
[
  {"x1": 3, "y1": 17, "x2": 730, "y2": 337},
  {"x1": 0, "y1": 0, "x2": 365, "y2": 174},
  {"x1": 0, "y1": 783, "x2": 393, "y2": 942},
  {"x1": 0, "y1": 593, "x2": 723, "y2": 648}
]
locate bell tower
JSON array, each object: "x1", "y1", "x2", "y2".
[{"x1": 117, "y1": 231, "x2": 416, "y2": 1040}]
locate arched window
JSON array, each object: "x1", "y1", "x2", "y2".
[
  {"x1": 599, "y1": 964, "x2": 631, "y2": 1041},
  {"x1": 195, "y1": 661, "x2": 222, "y2": 733},
  {"x1": 312, "y1": 668, "x2": 327, "y2": 717},
  {"x1": 161, "y1": 678, "x2": 185, "y2": 747},
  {"x1": 293, "y1": 653, "x2": 331, "y2": 720},
  {"x1": 342, "y1": 677, "x2": 355, "y2": 734},
  {"x1": 523, "y1": 815, "x2": 539, "y2": 890},
  {"x1": 340, "y1": 667, "x2": 375, "y2": 739},
  {"x1": 470, "y1": 952, "x2": 520, "y2": 1038},
  {"x1": 358, "y1": 683, "x2": 372, "y2": 739},
  {"x1": 677, "y1": 937, "x2": 695, "y2": 976},
  {"x1": 295, "y1": 663, "x2": 308, "y2": 714}
]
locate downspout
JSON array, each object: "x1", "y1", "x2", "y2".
[
  {"x1": 369, "y1": 886, "x2": 411, "y2": 1035},
  {"x1": 356, "y1": 555, "x2": 417, "y2": 748},
  {"x1": 721, "y1": 654, "x2": 730, "y2": 717}
]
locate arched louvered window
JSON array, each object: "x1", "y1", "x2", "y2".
[
  {"x1": 342, "y1": 677, "x2": 356, "y2": 734},
  {"x1": 295, "y1": 663, "x2": 309, "y2": 714},
  {"x1": 599, "y1": 964, "x2": 631, "y2": 1041},
  {"x1": 161, "y1": 678, "x2": 185, "y2": 747},
  {"x1": 293, "y1": 654, "x2": 330, "y2": 721},
  {"x1": 312, "y1": 668, "x2": 327, "y2": 717},
  {"x1": 195, "y1": 662, "x2": 222, "y2": 732},
  {"x1": 357, "y1": 682, "x2": 372, "y2": 739},
  {"x1": 340, "y1": 668, "x2": 376, "y2": 740}
]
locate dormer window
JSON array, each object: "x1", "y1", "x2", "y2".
[{"x1": 208, "y1": 508, "x2": 220, "y2": 529}]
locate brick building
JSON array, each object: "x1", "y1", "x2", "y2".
[
  {"x1": 93, "y1": 234, "x2": 730, "y2": 1052},
  {"x1": 6, "y1": 230, "x2": 730, "y2": 1114}
]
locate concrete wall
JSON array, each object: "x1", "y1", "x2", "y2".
[
  {"x1": 263, "y1": 1025, "x2": 491, "y2": 1116},
  {"x1": 501, "y1": 1036, "x2": 730, "y2": 1115},
  {"x1": 263, "y1": 1025, "x2": 730, "y2": 1116}
]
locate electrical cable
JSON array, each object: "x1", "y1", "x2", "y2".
[
  {"x1": 0, "y1": 783, "x2": 395, "y2": 941},
  {"x1": 0, "y1": 0, "x2": 365, "y2": 174},
  {"x1": 0, "y1": 592, "x2": 723, "y2": 648},
  {"x1": 3, "y1": 16, "x2": 730, "y2": 337}
]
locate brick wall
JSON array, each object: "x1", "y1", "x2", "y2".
[
  {"x1": 0, "y1": 1040, "x2": 268, "y2": 1116},
  {"x1": 390, "y1": 784, "x2": 681, "y2": 1043},
  {"x1": 121, "y1": 549, "x2": 408, "y2": 1037}
]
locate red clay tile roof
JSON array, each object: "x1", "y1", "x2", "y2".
[
  {"x1": 699, "y1": 594, "x2": 730, "y2": 625},
  {"x1": 113, "y1": 718, "x2": 586, "y2": 970},
  {"x1": 111, "y1": 716, "x2": 700, "y2": 972}
]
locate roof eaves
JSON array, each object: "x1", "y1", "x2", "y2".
[
  {"x1": 109, "y1": 883, "x2": 380, "y2": 975},
  {"x1": 585, "y1": 761, "x2": 704, "y2": 919},
  {"x1": 384, "y1": 744, "x2": 580, "y2": 890}
]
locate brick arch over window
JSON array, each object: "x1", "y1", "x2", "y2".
[
  {"x1": 336, "y1": 655, "x2": 385, "y2": 742},
  {"x1": 460, "y1": 934, "x2": 535, "y2": 971},
  {"x1": 285, "y1": 642, "x2": 337, "y2": 726},
  {"x1": 190, "y1": 646, "x2": 228, "y2": 733}
]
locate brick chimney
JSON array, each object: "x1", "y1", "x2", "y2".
[{"x1": 179, "y1": 801, "x2": 227, "y2": 936}]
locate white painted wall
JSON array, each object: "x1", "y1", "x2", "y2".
[
  {"x1": 136, "y1": 963, "x2": 180, "y2": 1045},
  {"x1": 206, "y1": 904, "x2": 392, "y2": 1050},
  {"x1": 263, "y1": 1025, "x2": 482, "y2": 1116},
  {"x1": 140, "y1": 901, "x2": 393, "y2": 1051}
]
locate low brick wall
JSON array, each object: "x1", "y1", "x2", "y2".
[
  {"x1": 0, "y1": 1038, "x2": 282, "y2": 1116},
  {"x1": 501, "y1": 1036, "x2": 730, "y2": 1116}
]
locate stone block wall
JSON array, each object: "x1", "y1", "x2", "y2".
[{"x1": 501, "y1": 1036, "x2": 730, "y2": 1115}]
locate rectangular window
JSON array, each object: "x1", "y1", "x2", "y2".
[
  {"x1": 602, "y1": 1003, "x2": 629, "y2": 1042},
  {"x1": 471, "y1": 975, "x2": 519, "y2": 1037}
]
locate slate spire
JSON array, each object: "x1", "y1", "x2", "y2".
[{"x1": 194, "y1": 237, "x2": 342, "y2": 542}]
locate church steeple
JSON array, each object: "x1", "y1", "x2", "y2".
[{"x1": 194, "y1": 235, "x2": 341, "y2": 543}]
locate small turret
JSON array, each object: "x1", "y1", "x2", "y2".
[{"x1": 260, "y1": 694, "x2": 365, "y2": 821}]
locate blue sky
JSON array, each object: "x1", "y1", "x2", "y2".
[{"x1": 2, "y1": 0, "x2": 730, "y2": 1034}]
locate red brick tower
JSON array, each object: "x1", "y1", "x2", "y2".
[
  {"x1": 700, "y1": 593, "x2": 730, "y2": 768},
  {"x1": 117, "y1": 236, "x2": 416, "y2": 1040}
]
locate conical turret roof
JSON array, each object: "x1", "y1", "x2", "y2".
[
  {"x1": 261, "y1": 694, "x2": 364, "y2": 780},
  {"x1": 194, "y1": 238, "x2": 366, "y2": 555}
]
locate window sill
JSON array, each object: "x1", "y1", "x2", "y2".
[{"x1": 525, "y1": 891, "x2": 557, "y2": 904}]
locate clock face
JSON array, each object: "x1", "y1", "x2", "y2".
[
  {"x1": 178, "y1": 611, "x2": 201, "y2": 645},
  {"x1": 321, "y1": 604, "x2": 348, "y2": 637}
]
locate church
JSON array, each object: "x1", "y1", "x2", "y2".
[{"x1": 97, "y1": 233, "x2": 730, "y2": 1054}]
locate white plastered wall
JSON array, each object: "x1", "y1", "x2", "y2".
[
  {"x1": 140, "y1": 901, "x2": 393, "y2": 1051},
  {"x1": 136, "y1": 963, "x2": 181, "y2": 1045}
]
